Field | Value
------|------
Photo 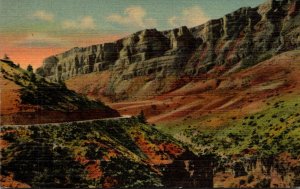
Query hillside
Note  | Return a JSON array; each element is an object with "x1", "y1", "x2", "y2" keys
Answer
[
  {"x1": 105, "y1": 50, "x2": 300, "y2": 125},
  {"x1": 0, "y1": 59, "x2": 119, "y2": 125},
  {"x1": 0, "y1": 118, "x2": 213, "y2": 188},
  {"x1": 181, "y1": 93, "x2": 300, "y2": 187}
]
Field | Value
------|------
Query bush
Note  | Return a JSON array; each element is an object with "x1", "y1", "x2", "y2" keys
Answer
[
  {"x1": 247, "y1": 174, "x2": 254, "y2": 183},
  {"x1": 2, "y1": 132, "x2": 17, "y2": 142},
  {"x1": 239, "y1": 179, "x2": 246, "y2": 185},
  {"x1": 255, "y1": 178, "x2": 270, "y2": 188},
  {"x1": 3, "y1": 142, "x2": 87, "y2": 188}
]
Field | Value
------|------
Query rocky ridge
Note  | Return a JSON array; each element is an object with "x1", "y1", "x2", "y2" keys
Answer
[{"x1": 37, "y1": 0, "x2": 300, "y2": 101}]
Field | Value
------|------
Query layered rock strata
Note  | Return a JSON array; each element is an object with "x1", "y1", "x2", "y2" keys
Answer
[{"x1": 37, "y1": 0, "x2": 300, "y2": 100}]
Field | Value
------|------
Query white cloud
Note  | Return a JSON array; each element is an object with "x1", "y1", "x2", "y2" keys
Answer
[
  {"x1": 168, "y1": 6, "x2": 210, "y2": 28},
  {"x1": 107, "y1": 6, "x2": 157, "y2": 29},
  {"x1": 62, "y1": 16, "x2": 96, "y2": 30},
  {"x1": 15, "y1": 33, "x2": 68, "y2": 48},
  {"x1": 32, "y1": 10, "x2": 54, "y2": 22}
]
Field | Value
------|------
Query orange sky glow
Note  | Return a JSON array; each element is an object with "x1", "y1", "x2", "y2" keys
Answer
[{"x1": 1, "y1": 34, "x2": 123, "y2": 69}]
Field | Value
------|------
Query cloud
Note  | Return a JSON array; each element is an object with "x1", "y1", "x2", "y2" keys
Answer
[
  {"x1": 32, "y1": 10, "x2": 54, "y2": 22},
  {"x1": 168, "y1": 6, "x2": 210, "y2": 28},
  {"x1": 107, "y1": 6, "x2": 157, "y2": 29},
  {"x1": 15, "y1": 33, "x2": 68, "y2": 48},
  {"x1": 62, "y1": 16, "x2": 96, "y2": 30}
]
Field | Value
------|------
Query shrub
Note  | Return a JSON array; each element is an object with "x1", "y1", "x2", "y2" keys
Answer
[
  {"x1": 239, "y1": 179, "x2": 246, "y2": 185},
  {"x1": 255, "y1": 178, "x2": 270, "y2": 188},
  {"x1": 247, "y1": 174, "x2": 254, "y2": 183},
  {"x1": 2, "y1": 132, "x2": 17, "y2": 142}
]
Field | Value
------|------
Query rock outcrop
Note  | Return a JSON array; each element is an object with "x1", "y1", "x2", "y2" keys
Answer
[
  {"x1": 37, "y1": 0, "x2": 300, "y2": 101},
  {"x1": 215, "y1": 153, "x2": 300, "y2": 188}
]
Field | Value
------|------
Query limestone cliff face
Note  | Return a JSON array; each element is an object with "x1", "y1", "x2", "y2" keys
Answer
[
  {"x1": 37, "y1": 26, "x2": 197, "y2": 81},
  {"x1": 37, "y1": 0, "x2": 300, "y2": 101}
]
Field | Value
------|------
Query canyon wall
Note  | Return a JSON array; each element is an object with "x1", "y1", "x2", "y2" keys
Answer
[{"x1": 37, "y1": 0, "x2": 300, "y2": 101}]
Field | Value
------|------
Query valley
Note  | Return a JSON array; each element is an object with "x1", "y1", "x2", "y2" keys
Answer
[{"x1": 1, "y1": 0, "x2": 300, "y2": 188}]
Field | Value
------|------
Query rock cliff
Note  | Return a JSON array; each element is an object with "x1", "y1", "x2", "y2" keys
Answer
[{"x1": 37, "y1": 0, "x2": 300, "y2": 101}]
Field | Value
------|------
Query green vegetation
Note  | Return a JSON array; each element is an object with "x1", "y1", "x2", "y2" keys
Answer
[
  {"x1": 5, "y1": 142, "x2": 86, "y2": 188},
  {"x1": 170, "y1": 95, "x2": 300, "y2": 187},
  {"x1": 0, "y1": 60, "x2": 112, "y2": 111},
  {"x1": 19, "y1": 80, "x2": 104, "y2": 111},
  {"x1": 183, "y1": 96, "x2": 300, "y2": 157},
  {"x1": 0, "y1": 118, "x2": 186, "y2": 188},
  {"x1": 240, "y1": 53, "x2": 273, "y2": 70}
]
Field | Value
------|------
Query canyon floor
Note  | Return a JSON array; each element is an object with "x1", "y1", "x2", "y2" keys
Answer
[{"x1": 67, "y1": 50, "x2": 300, "y2": 132}]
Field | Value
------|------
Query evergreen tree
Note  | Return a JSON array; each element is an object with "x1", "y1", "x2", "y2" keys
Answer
[
  {"x1": 137, "y1": 110, "x2": 147, "y2": 124},
  {"x1": 27, "y1": 64, "x2": 33, "y2": 72}
]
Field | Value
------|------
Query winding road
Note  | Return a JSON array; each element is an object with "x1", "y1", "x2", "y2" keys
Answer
[{"x1": 1, "y1": 115, "x2": 133, "y2": 128}]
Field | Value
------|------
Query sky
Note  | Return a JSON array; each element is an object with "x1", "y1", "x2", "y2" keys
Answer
[{"x1": 0, "y1": 0, "x2": 265, "y2": 69}]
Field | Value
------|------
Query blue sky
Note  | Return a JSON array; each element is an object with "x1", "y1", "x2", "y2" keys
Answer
[
  {"x1": 1, "y1": 0, "x2": 265, "y2": 32},
  {"x1": 0, "y1": 0, "x2": 265, "y2": 67}
]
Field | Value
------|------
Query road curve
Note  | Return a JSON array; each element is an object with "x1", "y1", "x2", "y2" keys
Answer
[{"x1": 1, "y1": 115, "x2": 133, "y2": 128}]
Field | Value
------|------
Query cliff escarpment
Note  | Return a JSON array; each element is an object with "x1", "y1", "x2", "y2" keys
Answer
[{"x1": 37, "y1": 0, "x2": 300, "y2": 101}]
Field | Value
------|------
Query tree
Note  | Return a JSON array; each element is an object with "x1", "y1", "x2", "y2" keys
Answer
[
  {"x1": 3, "y1": 54, "x2": 10, "y2": 60},
  {"x1": 137, "y1": 110, "x2": 147, "y2": 124},
  {"x1": 27, "y1": 64, "x2": 33, "y2": 72}
]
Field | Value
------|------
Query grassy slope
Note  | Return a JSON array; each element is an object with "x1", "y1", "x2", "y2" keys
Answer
[
  {"x1": 151, "y1": 51, "x2": 300, "y2": 187},
  {"x1": 1, "y1": 60, "x2": 120, "y2": 125},
  {"x1": 0, "y1": 60, "x2": 112, "y2": 112},
  {"x1": 147, "y1": 50, "x2": 300, "y2": 159},
  {"x1": 182, "y1": 94, "x2": 300, "y2": 157},
  {"x1": 0, "y1": 118, "x2": 187, "y2": 188}
]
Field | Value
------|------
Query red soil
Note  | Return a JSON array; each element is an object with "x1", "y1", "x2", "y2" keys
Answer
[
  {"x1": 131, "y1": 131, "x2": 184, "y2": 165},
  {"x1": 0, "y1": 139, "x2": 9, "y2": 149},
  {"x1": 0, "y1": 76, "x2": 39, "y2": 117},
  {"x1": 105, "y1": 50, "x2": 300, "y2": 127},
  {"x1": 103, "y1": 177, "x2": 118, "y2": 188},
  {"x1": 102, "y1": 149, "x2": 118, "y2": 161},
  {"x1": 158, "y1": 142, "x2": 183, "y2": 156},
  {"x1": 0, "y1": 174, "x2": 31, "y2": 188},
  {"x1": 76, "y1": 156, "x2": 103, "y2": 180},
  {"x1": 66, "y1": 71, "x2": 112, "y2": 102},
  {"x1": 86, "y1": 160, "x2": 103, "y2": 180}
]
